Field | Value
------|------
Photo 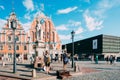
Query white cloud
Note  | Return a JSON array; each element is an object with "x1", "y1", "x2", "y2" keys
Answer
[
  {"x1": 56, "y1": 20, "x2": 84, "y2": 35},
  {"x1": 22, "y1": 22, "x2": 31, "y2": 31},
  {"x1": 23, "y1": 7, "x2": 45, "y2": 21},
  {"x1": 75, "y1": 27, "x2": 84, "y2": 34},
  {"x1": 59, "y1": 34, "x2": 71, "y2": 40},
  {"x1": 99, "y1": 0, "x2": 120, "y2": 8},
  {"x1": 23, "y1": 0, "x2": 34, "y2": 11},
  {"x1": 0, "y1": 19, "x2": 6, "y2": 30},
  {"x1": 0, "y1": 5, "x2": 4, "y2": 10},
  {"x1": 24, "y1": 12, "x2": 31, "y2": 20},
  {"x1": 33, "y1": 11, "x2": 45, "y2": 18},
  {"x1": 83, "y1": 0, "x2": 120, "y2": 31},
  {"x1": 68, "y1": 20, "x2": 84, "y2": 34},
  {"x1": 94, "y1": 0, "x2": 120, "y2": 17},
  {"x1": 78, "y1": 9, "x2": 83, "y2": 13},
  {"x1": 57, "y1": 6, "x2": 78, "y2": 14},
  {"x1": 56, "y1": 24, "x2": 68, "y2": 31},
  {"x1": 68, "y1": 20, "x2": 81, "y2": 27},
  {"x1": 83, "y1": 10, "x2": 103, "y2": 31}
]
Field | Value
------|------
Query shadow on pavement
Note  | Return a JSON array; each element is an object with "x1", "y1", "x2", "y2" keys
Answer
[
  {"x1": 19, "y1": 74, "x2": 32, "y2": 77},
  {"x1": 0, "y1": 70, "x2": 13, "y2": 74},
  {"x1": 17, "y1": 63, "x2": 34, "y2": 69},
  {"x1": 17, "y1": 69, "x2": 32, "y2": 72},
  {"x1": 93, "y1": 67, "x2": 120, "y2": 70}
]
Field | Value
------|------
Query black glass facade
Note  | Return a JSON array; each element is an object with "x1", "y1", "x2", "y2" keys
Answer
[{"x1": 62, "y1": 34, "x2": 120, "y2": 59}]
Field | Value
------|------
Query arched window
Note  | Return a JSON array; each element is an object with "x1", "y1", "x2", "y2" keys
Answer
[
  {"x1": 8, "y1": 36, "x2": 11, "y2": 41},
  {"x1": 47, "y1": 32, "x2": 49, "y2": 38},
  {"x1": 48, "y1": 21, "x2": 51, "y2": 41},
  {"x1": 0, "y1": 45, "x2": 3, "y2": 50},
  {"x1": 16, "y1": 45, "x2": 19, "y2": 50},
  {"x1": 8, "y1": 45, "x2": 12, "y2": 50},
  {"x1": 32, "y1": 31, "x2": 34, "y2": 41},
  {"x1": 16, "y1": 36, "x2": 19, "y2": 41},
  {"x1": 43, "y1": 32, "x2": 45, "y2": 39},
  {"x1": 39, "y1": 30, "x2": 41, "y2": 40},
  {"x1": 45, "y1": 21, "x2": 47, "y2": 40},
  {"x1": 48, "y1": 21, "x2": 51, "y2": 30},
  {"x1": 52, "y1": 32, "x2": 55, "y2": 42},
  {"x1": 24, "y1": 45, "x2": 27, "y2": 50}
]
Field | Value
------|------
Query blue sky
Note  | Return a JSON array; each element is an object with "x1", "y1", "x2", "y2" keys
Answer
[{"x1": 0, "y1": 0, "x2": 120, "y2": 44}]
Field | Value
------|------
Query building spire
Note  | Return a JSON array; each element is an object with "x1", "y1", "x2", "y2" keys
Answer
[{"x1": 12, "y1": 0, "x2": 15, "y2": 12}]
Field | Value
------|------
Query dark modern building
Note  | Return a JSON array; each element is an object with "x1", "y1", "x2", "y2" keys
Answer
[{"x1": 62, "y1": 34, "x2": 120, "y2": 60}]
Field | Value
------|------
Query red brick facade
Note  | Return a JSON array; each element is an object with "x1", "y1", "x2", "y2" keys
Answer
[{"x1": 0, "y1": 12, "x2": 61, "y2": 60}]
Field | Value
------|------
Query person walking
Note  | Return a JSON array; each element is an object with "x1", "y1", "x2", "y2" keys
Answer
[
  {"x1": 105, "y1": 56, "x2": 109, "y2": 64},
  {"x1": 95, "y1": 55, "x2": 98, "y2": 64},
  {"x1": 44, "y1": 51, "x2": 51, "y2": 74},
  {"x1": 109, "y1": 55, "x2": 113, "y2": 64},
  {"x1": 63, "y1": 51, "x2": 68, "y2": 70}
]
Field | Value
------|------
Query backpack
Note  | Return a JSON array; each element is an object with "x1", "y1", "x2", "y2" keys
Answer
[
  {"x1": 63, "y1": 53, "x2": 68, "y2": 63},
  {"x1": 64, "y1": 57, "x2": 68, "y2": 63},
  {"x1": 45, "y1": 56, "x2": 51, "y2": 63}
]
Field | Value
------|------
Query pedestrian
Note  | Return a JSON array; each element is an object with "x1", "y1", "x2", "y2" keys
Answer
[
  {"x1": 30, "y1": 56, "x2": 34, "y2": 64},
  {"x1": 58, "y1": 54, "x2": 61, "y2": 63},
  {"x1": 105, "y1": 56, "x2": 109, "y2": 64},
  {"x1": 95, "y1": 55, "x2": 98, "y2": 64},
  {"x1": 63, "y1": 50, "x2": 68, "y2": 70},
  {"x1": 44, "y1": 51, "x2": 51, "y2": 74},
  {"x1": 113, "y1": 55, "x2": 116, "y2": 64},
  {"x1": 109, "y1": 55, "x2": 113, "y2": 64}
]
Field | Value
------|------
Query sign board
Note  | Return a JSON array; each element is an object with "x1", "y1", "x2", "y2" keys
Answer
[{"x1": 93, "y1": 39, "x2": 97, "y2": 49}]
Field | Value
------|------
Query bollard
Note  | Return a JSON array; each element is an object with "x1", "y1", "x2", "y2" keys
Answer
[
  {"x1": 2, "y1": 62, "x2": 5, "y2": 67},
  {"x1": 74, "y1": 62, "x2": 81, "y2": 72},
  {"x1": 32, "y1": 69, "x2": 36, "y2": 78},
  {"x1": 74, "y1": 62, "x2": 78, "y2": 72}
]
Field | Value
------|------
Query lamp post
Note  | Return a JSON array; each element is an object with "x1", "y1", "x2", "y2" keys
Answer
[
  {"x1": 71, "y1": 30, "x2": 75, "y2": 68},
  {"x1": 11, "y1": 19, "x2": 17, "y2": 73}
]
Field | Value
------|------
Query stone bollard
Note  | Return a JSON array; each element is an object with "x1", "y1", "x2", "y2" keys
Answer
[
  {"x1": 32, "y1": 69, "x2": 36, "y2": 78},
  {"x1": 2, "y1": 62, "x2": 5, "y2": 67},
  {"x1": 74, "y1": 62, "x2": 78, "y2": 72}
]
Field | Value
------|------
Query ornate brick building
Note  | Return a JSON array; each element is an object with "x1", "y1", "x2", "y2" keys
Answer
[
  {"x1": 0, "y1": 12, "x2": 61, "y2": 60},
  {"x1": 28, "y1": 12, "x2": 61, "y2": 58}
]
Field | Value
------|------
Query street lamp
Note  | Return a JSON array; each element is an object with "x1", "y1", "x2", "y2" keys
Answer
[
  {"x1": 71, "y1": 30, "x2": 75, "y2": 68},
  {"x1": 11, "y1": 19, "x2": 17, "y2": 73}
]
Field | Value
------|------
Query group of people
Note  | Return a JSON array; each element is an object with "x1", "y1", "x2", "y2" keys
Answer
[
  {"x1": 33, "y1": 50, "x2": 71, "y2": 74},
  {"x1": 105, "y1": 55, "x2": 116, "y2": 64},
  {"x1": 34, "y1": 51, "x2": 51, "y2": 74},
  {"x1": 33, "y1": 50, "x2": 70, "y2": 74}
]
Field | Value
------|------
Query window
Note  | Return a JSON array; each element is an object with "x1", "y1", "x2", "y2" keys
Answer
[
  {"x1": 24, "y1": 46, "x2": 27, "y2": 50},
  {"x1": 8, "y1": 36, "x2": 11, "y2": 41},
  {"x1": 43, "y1": 32, "x2": 45, "y2": 39},
  {"x1": 16, "y1": 36, "x2": 19, "y2": 41},
  {"x1": 0, "y1": 45, "x2": 3, "y2": 50},
  {"x1": 47, "y1": 32, "x2": 49, "y2": 38},
  {"x1": 8, "y1": 45, "x2": 12, "y2": 50},
  {"x1": 8, "y1": 53, "x2": 12, "y2": 58},
  {"x1": 52, "y1": 32, "x2": 55, "y2": 42},
  {"x1": 16, "y1": 45, "x2": 19, "y2": 50},
  {"x1": 39, "y1": 30, "x2": 41, "y2": 40},
  {"x1": 32, "y1": 31, "x2": 34, "y2": 41}
]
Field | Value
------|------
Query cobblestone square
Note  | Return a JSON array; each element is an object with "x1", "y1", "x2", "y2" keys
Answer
[{"x1": 0, "y1": 61, "x2": 120, "y2": 80}]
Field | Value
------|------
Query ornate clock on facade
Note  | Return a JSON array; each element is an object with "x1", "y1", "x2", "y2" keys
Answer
[{"x1": 40, "y1": 18, "x2": 45, "y2": 24}]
